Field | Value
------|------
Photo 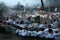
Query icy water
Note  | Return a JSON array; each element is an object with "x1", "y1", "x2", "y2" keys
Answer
[
  {"x1": 0, "y1": 33, "x2": 21, "y2": 40},
  {"x1": 0, "y1": 32, "x2": 40, "y2": 40},
  {"x1": 1, "y1": 31, "x2": 60, "y2": 40},
  {"x1": 0, "y1": 32, "x2": 49, "y2": 40}
]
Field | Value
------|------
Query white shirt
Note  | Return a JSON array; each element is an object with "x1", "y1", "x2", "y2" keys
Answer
[
  {"x1": 54, "y1": 32, "x2": 60, "y2": 36},
  {"x1": 15, "y1": 24, "x2": 20, "y2": 26},
  {"x1": 37, "y1": 31, "x2": 45, "y2": 37},
  {"x1": 45, "y1": 33, "x2": 54, "y2": 38},
  {"x1": 34, "y1": 23, "x2": 38, "y2": 28},
  {"x1": 53, "y1": 28, "x2": 59, "y2": 32},
  {"x1": 19, "y1": 30, "x2": 31, "y2": 36},
  {"x1": 31, "y1": 31, "x2": 37, "y2": 36},
  {"x1": 53, "y1": 32, "x2": 60, "y2": 40},
  {"x1": 6, "y1": 19, "x2": 13, "y2": 24},
  {"x1": 28, "y1": 24, "x2": 32, "y2": 28},
  {"x1": 50, "y1": 23, "x2": 54, "y2": 27},
  {"x1": 20, "y1": 24, "x2": 26, "y2": 28},
  {"x1": 44, "y1": 28, "x2": 54, "y2": 34},
  {"x1": 12, "y1": 21, "x2": 16, "y2": 25},
  {"x1": 37, "y1": 31, "x2": 43, "y2": 35},
  {"x1": 19, "y1": 30, "x2": 26, "y2": 36},
  {"x1": 53, "y1": 21, "x2": 58, "y2": 28},
  {"x1": 25, "y1": 31, "x2": 32, "y2": 36},
  {"x1": 53, "y1": 29, "x2": 60, "y2": 36},
  {"x1": 16, "y1": 29, "x2": 19, "y2": 33},
  {"x1": 37, "y1": 24, "x2": 44, "y2": 28}
]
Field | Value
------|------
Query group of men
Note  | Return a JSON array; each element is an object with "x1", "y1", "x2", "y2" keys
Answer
[{"x1": 0, "y1": 12, "x2": 60, "y2": 40}]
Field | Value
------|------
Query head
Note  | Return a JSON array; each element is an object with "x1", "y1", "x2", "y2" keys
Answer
[
  {"x1": 48, "y1": 24, "x2": 52, "y2": 28},
  {"x1": 37, "y1": 22, "x2": 40, "y2": 25},
  {"x1": 48, "y1": 28, "x2": 53, "y2": 34},
  {"x1": 55, "y1": 31, "x2": 59, "y2": 33},
  {"x1": 50, "y1": 21, "x2": 53, "y2": 24},
  {"x1": 16, "y1": 22, "x2": 19, "y2": 24},
  {"x1": 24, "y1": 27, "x2": 28, "y2": 31},
  {"x1": 31, "y1": 21, "x2": 34, "y2": 23},
  {"x1": 58, "y1": 24, "x2": 60, "y2": 29},
  {"x1": 53, "y1": 19, "x2": 56, "y2": 22},
  {"x1": 40, "y1": 28, "x2": 44, "y2": 31},
  {"x1": 9, "y1": 16, "x2": 12, "y2": 19},
  {"x1": 44, "y1": 22, "x2": 47, "y2": 24},
  {"x1": 13, "y1": 18, "x2": 15, "y2": 21},
  {"x1": 17, "y1": 27, "x2": 22, "y2": 30},
  {"x1": 6, "y1": 18, "x2": 9, "y2": 20}
]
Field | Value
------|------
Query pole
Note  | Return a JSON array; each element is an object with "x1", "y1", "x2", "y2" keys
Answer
[{"x1": 41, "y1": 0, "x2": 44, "y2": 10}]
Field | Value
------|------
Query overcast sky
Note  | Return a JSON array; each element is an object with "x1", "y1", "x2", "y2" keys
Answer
[
  {"x1": 0, "y1": 0, "x2": 59, "y2": 8},
  {"x1": 0, "y1": 0, "x2": 42, "y2": 8}
]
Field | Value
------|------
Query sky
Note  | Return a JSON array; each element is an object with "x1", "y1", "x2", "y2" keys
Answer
[
  {"x1": 0, "y1": 0, "x2": 41, "y2": 8},
  {"x1": 0, "y1": 0, "x2": 59, "y2": 8}
]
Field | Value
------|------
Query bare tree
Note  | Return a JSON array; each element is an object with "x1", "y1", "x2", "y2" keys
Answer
[
  {"x1": 0, "y1": 2, "x2": 8, "y2": 19},
  {"x1": 14, "y1": 2, "x2": 24, "y2": 11}
]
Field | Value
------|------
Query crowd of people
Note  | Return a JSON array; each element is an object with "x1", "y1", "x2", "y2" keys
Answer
[{"x1": 0, "y1": 12, "x2": 60, "y2": 40}]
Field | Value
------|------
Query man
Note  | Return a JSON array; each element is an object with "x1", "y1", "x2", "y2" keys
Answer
[
  {"x1": 37, "y1": 22, "x2": 44, "y2": 29},
  {"x1": 5, "y1": 17, "x2": 13, "y2": 24},
  {"x1": 37, "y1": 28, "x2": 45, "y2": 38},
  {"x1": 31, "y1": 31, "x2": 37, "y2": 37},
  {"x1": 16, "y1": 27, "x2": 22, "y2": 36},
  {"x1": 45, "y1": 28, "x2": 55, "y2": 40}
]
